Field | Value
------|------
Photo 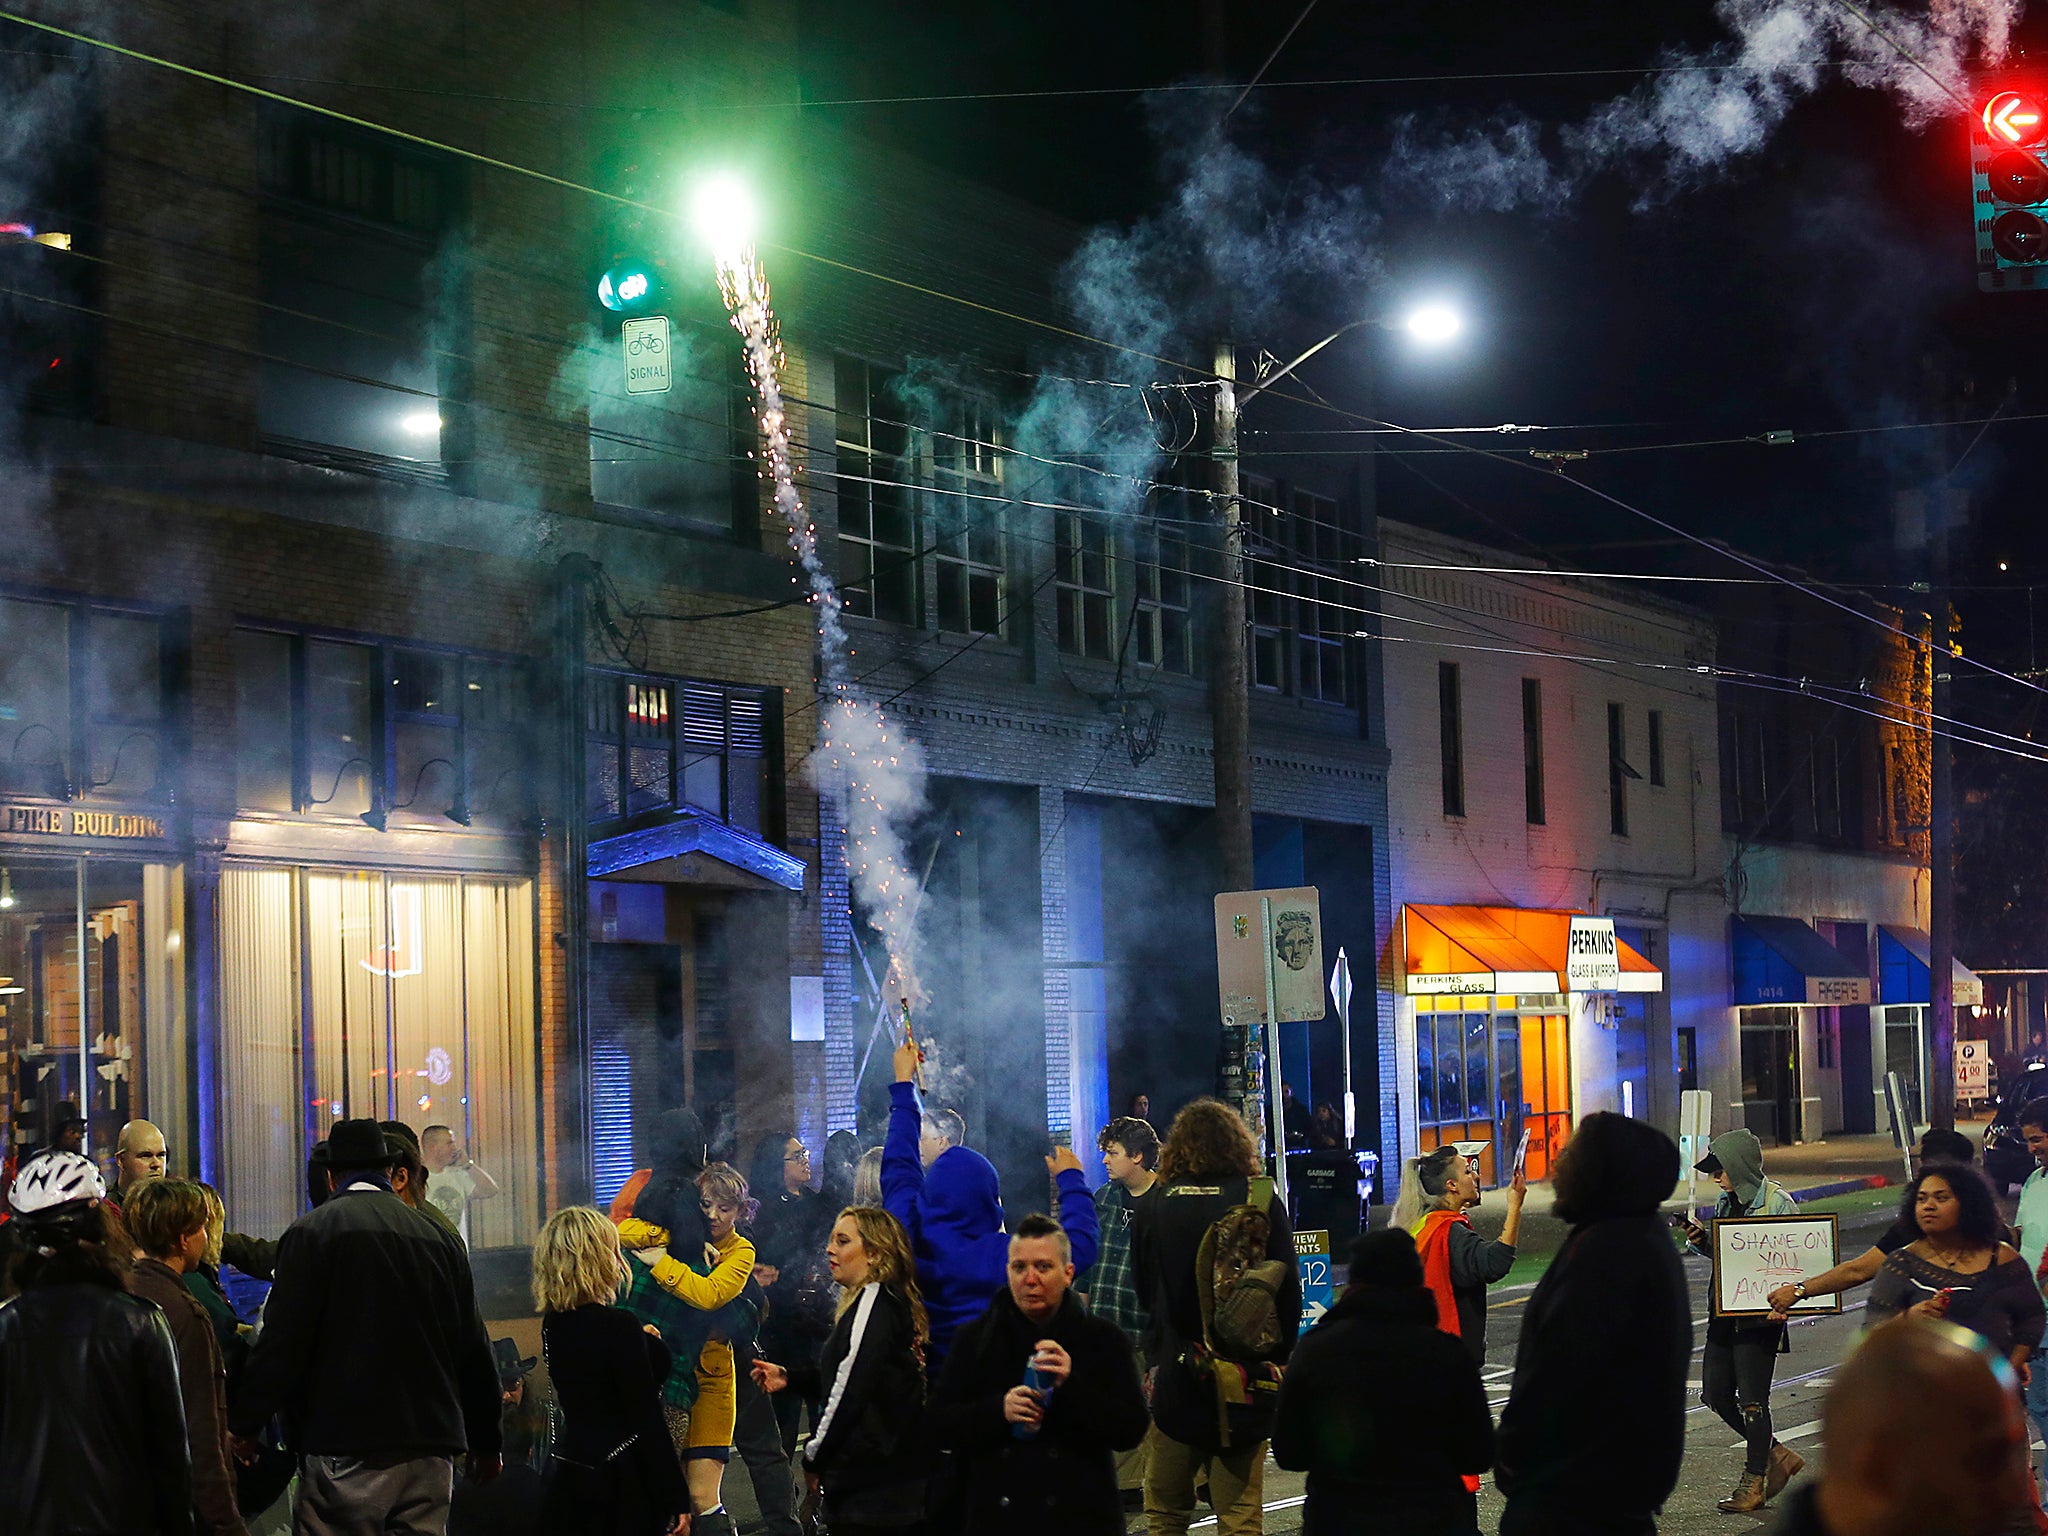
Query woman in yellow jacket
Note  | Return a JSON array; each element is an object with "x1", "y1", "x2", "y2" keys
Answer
[{"x1": 618, "y1": 1163, "x2": 759, "y2": 1536}]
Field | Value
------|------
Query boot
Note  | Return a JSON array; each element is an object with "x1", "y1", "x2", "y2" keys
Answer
[
  {"x1": 1718, "y1": 1474, "x2": 1769, "y2": 1513},
  {"x1": 1765, "y1": 1442, "x2": 1806, "y2": 1498}
]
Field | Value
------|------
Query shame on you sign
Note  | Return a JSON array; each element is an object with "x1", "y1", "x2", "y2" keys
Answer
[{"x1": 1710, "y1": 1213, "x2": 1842, "y2": 1317}]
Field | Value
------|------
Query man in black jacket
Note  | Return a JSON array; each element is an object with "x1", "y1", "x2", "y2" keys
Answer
[
  {"x1": 229, "y1": 1118, "x2": 501, "y2": 1536},
  {"x1": 1495, "y1": 1112, "x2": 1692, "y2": 1536},
  {"x1": 933, "y1": 1213, "x2": 1149, "y2": 1534}
]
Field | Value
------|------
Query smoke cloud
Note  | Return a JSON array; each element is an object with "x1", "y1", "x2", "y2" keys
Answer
[{"x1": 1387, "y1": 0, "x2": 2020, "y2": 212}]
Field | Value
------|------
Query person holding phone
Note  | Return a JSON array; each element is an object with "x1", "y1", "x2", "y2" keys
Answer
[
  {"x1": 1391, "y1": 1144, "x2": 1526, "y2": 1363},
  {"x1": 1678, "y1": 1130, "x2": 1799, "y2": 1514}
]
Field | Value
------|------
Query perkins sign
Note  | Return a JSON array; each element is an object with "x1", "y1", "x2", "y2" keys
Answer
[{"x1": 1566, "y1": 916, "x2": 1620, "y2": 992}]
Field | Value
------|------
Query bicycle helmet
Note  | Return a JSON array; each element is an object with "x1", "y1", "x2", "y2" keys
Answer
[{"x1": 8, "y1": 1148, "x2": 106, "y2": 1223}]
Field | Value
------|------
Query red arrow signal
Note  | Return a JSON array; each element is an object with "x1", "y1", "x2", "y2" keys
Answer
[{"x1": 1985, "y1": 91, "x2": 2048, "y2": 147}]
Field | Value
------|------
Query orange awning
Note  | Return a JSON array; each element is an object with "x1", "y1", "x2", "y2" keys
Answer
[{"x1": 1399, "y1": 904, "x2": 1663, "y2": 996}]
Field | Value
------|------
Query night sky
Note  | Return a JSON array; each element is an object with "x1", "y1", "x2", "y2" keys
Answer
[
  {"x1": 798, "y1": 1, "x2": 2048, "y2": 586},
  {"x1": 800, "y1": 0, "x2": 2048, "y2": 952}
]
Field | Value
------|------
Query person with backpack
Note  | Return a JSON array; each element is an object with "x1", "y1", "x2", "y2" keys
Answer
[
  {"x1": 1392, "y1": 1144, "x2": 1525, "y2": 1363},
  {"x1": 1131, "y1": 1098, "x2": 1300, "y2": 1536}
]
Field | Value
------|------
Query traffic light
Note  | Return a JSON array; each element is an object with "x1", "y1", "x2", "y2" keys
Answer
[
  {"x1": 596, "y1": 260, "x2": 661, "y2": 315},
  {"x1": 1973, "y1": 85, "x2": 2048, "y2": 291}
]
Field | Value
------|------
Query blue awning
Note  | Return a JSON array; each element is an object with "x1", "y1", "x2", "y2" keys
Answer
[
  {"x1": 1876, "y1": 925, "x2": 1985, "y2": 1008},
  {"x1": 1731, "y1": 916, "x2": 1871, "y2": 1007},
  {"x1": 588, "y1": 812, "x2": 806, "y2": 892}
]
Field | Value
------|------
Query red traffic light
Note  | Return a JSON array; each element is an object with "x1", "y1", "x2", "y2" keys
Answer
[{"x1": 1984, "y1": 91, "x2": 2048, "y2": 147}]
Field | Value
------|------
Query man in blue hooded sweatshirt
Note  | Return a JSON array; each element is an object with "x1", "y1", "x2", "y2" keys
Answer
[{"x1": 881, "y1": 1039, "x2": 1100, "y2": 1372}]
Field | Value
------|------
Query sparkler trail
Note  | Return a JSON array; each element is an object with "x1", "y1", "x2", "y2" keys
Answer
[{"x1": 717, "y1": 248, "x2": 928, "y2": 1008}]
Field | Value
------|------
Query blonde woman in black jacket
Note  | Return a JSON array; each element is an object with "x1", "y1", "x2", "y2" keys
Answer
[{"x1": 752, "y1": 1206, "x2": 928, "y2": 1536}]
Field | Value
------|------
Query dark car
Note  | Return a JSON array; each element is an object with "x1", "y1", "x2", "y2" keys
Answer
[{"x1": 1980, "y1": 1061, "x2": 2048, "y2": 1195}]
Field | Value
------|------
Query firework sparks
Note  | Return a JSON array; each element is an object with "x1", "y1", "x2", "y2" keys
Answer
[{"x1": 716, "y1": 248, "x2": 927, "y2": 1010}]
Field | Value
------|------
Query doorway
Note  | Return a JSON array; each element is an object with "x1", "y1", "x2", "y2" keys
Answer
[
  {"x1": 1512, "y1": 1012, "x2": 1572, "y2": 1181},
  {"x1": 1740, "y1": 1009, "x2": 1800, "y2": 1145}
]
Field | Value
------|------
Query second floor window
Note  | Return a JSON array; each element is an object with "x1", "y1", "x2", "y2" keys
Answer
[
  {"x1": 233, "y1": 628, "x2": 529, "y2": 825},
  {"x1": 586, "y1": 673, "x2": 776, "y2": 837},
  {"x1": 1439, "y1": 661, "x2": 1464, "y2": 817},
  {"x1": 835, "y1": 357, "x2": 918, "y2": 625},
  {"x1": 1608, "y1": 703, "x2": 1630, "y2": 837},
  {"x1": 0, "y1": 594, "x2": 168, "y2": 804},
  {"x1": 1522, "y1": 678, "x2": 1545, "y2": 825},
  {"x1": 258, "y1": 112, "x2": 458, "y2": 477},
  {"x1": 1055, "y1": 513, "x2": 1115, "y2": 659}
]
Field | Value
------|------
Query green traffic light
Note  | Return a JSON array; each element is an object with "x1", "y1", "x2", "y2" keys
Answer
[{"x1": 598, "y1": 264, "x2": 655, "y2": 313}]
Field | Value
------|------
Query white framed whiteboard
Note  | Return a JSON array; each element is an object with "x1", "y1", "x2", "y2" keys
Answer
[{"x1": 1711, "y1": 1213, "x2": 1843, "y2": 1317}]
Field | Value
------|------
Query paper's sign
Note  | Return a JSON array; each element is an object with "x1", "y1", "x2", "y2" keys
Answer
[
  {"x1": 1214, "y1": 888, "x2": 1326, "y2": 1025},
  {"x1": 1566, "y1": 916, "x2": 1620, "y2": 992},
  {"x1": 1710, "y1": 1214, "x2": 1843, "y2": 1317}
]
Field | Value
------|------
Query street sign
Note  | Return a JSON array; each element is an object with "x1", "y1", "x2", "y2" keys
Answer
[
  {"x1": 1956, "y1": 1038, "x2": 1992, "y2": 1101},
  {"x1": 622, "y1": 315, "x2": 673, "y2": 394},
  {"x1": 1295, "y1": 1229, "x2": 1333, "y2": 1334},
  {"x1": 1679, "y1": 1089, "x2": 1713, "y2": 1212},
  {"x1": 1215, "y1": 887, "x2": 1326, "y2": 1026}
]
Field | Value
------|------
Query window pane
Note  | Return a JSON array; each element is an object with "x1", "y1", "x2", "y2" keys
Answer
[
  {"x1": 219, "y1": 864, "x2": 301, "y2": 1237},
  {"x1": 1436, "y1": 1016, "x2": 1464, "y2": 1120},
  {"x1": 392, "y1": 649, "x2": 458, "y2": 717},
  {"x1": 1416, "y1": 1018, "x2": 1437, "y2": 1123},
  {"x1": 394, "y1": 720, "x2": 461, "y2": 823},
  {"x1": 461, "y1": 879, "x2": 538, "y2": 1249},
  {"x1": 0, "y1": 598, "x2": 69, "y2": 797},
  {"x1": 307, "y1": 641, "x2": 374, "y2": 816},
  {"x1": 236, "y1": 630, "x2": 295, "y2": 812}
]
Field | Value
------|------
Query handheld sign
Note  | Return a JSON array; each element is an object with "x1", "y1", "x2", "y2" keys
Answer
[{"x1": 1710, "y1": 1213, "x2": 1842, "y2": 1317}]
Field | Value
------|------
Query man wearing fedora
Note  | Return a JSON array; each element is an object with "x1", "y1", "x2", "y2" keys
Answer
[{"x1": 230, "y1": 1117, "x2": 502, "y2": 1535}]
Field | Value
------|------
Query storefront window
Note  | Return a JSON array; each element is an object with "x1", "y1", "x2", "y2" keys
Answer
[
  {"x1": 1415, "y1": 997, "x2": 1572, "y2": 1186},
  {"x1": 218, "y1": 865, "x2": 538, "y2": 1246},
  {"x1": 0, "y1": 856, "x2": 185, "y2": 1180}
]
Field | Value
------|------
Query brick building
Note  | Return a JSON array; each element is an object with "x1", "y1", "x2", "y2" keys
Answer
[{"x1": 0, "y1": 0, "x2": 1402, "y2": 1270}]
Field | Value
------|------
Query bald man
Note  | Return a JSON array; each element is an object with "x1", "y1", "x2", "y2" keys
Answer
[
  {"x1": 1771, "y1": 1319, "x2": 2035, "y2": 1536},
  {"x1": 112, "y1": 1119, "x2": 168, "y2": 1206}
]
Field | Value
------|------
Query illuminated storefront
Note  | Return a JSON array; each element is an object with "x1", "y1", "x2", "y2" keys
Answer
[{"x1": 1391, "y1": 903, "x2": 1663, "y2": 1184}]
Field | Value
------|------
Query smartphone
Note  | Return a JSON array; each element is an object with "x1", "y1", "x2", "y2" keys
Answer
[{"x1": 1511, "y1": 1128, "x2": 1532, "y2": 1179}]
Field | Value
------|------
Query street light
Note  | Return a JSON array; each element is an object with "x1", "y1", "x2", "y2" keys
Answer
[{"x1": 1240, "y1": 305, "x2": 1466, "y2": 406}]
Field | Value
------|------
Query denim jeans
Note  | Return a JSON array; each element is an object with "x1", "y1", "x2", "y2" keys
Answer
[{"x1": 1701, "y1": 1330, "x2": 1779, "y2": 1478}]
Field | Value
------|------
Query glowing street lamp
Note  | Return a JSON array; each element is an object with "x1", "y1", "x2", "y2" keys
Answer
[{"x1": 1404, "y1": 303, "x2": 1463, "y2": 345}]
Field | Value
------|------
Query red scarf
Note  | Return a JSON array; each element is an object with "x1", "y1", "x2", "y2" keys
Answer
[
  {"x1": 1412, "y1": 1206, "x2": 1483, "y2": 1495},
  {"x1": 1411, "y1": 1207, "x2": 1471, "y2": 1339}
]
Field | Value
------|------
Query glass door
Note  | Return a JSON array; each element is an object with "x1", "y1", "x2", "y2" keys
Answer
[{"x1": 1520, "y1": 1012, "x2": 1572, "y2": 1180}]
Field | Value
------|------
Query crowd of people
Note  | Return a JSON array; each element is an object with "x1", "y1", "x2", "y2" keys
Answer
[{"x1": 6, "y1": 1062, "x2": 2048, "y2": 1536}]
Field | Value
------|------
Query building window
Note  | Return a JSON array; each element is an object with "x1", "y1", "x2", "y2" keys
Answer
[
  {"x1": 1134, "y1": 516, "x2": 1196, "y2": 674},
  {"x1": 1888, "y1": 742, "x2": 1913, "y2": 845},
  {"x1": 0, "y1": 594, "x2": 169, "y2": 804},
  {"x1": 1522, "y1": 678, "x2": 1545, "y2": 826},
  {"x1": 1439, "y1": 661, "x2": 1465, "y2": 818},
  {"x1": 1647, "y1": 709, "x2": 1665, "y2": 787},
  {"x1": 1055, "y1": 513, "x2": 1115, "y2": 660},
  {"x1": 834, "y1": 356, "x2": 918, "y2": 624},
  {"x1": 1244, "y1": 475, "x2": 1288, "y2": 691},
  {"x1": 235, "y1": 628, "x2": 531, "y2": 825},
  {"x1": 1727, "y1": 711, "x2": 1770, "y2": 830},
  {"x1": 1291, "y1": 490, "x2": 1351, "y2": 704},
  {"x1": 931, "y1": 501, "x2": 1004, "y2": 636},
  {"x1": 586, "y1": 672, "x2": 775, "y2": 836},
  {"x1": 258, "y1": 112, "x2": 458, "y2": 477},
  {"x1": 1608, "y1": 703, "x2": 1629, "y2": 837},
  {"x1": 1811, "y1": 731, "x2": 1844, "y2": 840}
]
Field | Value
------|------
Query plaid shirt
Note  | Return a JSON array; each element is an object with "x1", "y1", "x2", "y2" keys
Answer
[
  {"x1": 1083, "y1": 1180, "x2": 1148, "y2": 1345},
  {"x1": 621, "y1": 1256, "x2": 716, "y2": 1410}
]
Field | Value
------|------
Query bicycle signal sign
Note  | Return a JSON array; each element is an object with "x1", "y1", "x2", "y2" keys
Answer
[{"x1": 622, "y1": 315, "x2": 672, "y2": 395}]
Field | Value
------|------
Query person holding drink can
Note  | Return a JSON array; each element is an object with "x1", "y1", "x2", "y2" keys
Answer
[
  {"x1": 930, "y1": 1213, "x2": 1149, "y2": 1534},
  {"x1": 1864, "y1": 1164, "x2": 2043, "y2": 1374}
]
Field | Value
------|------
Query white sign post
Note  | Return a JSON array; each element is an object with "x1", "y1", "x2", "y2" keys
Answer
[
  {"x1": 622, "y1": 315, "x2": 673, "y2": 395},
  {"x1": 1678, "y1": 1089, "x2": 1714, "y2": 1214},
  {"x1": 1329, "y1": 948, "x2": 1354, "y2": 1145},
  {"x1": 1884, "y1": 1070, "x2": 1917, "y2": 1184}
]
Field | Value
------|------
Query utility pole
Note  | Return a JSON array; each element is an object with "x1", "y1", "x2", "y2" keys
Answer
[
  {"x1": 1929, "y1": 504, "x2": 1957, "y2": 1131},
  {"x1": 1211, "y1": 340, "x2": 1255, "y2": 891}
]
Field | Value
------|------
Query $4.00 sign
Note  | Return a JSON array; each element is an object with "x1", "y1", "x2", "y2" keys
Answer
[{"x1": 1710, "y1": 1213, "x2": 1842, "y2": 1317}]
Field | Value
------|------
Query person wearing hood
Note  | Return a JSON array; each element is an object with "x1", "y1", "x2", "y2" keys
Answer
[
  {"x1": 1678, "y1": 1127, "x2": 1801, "y2": 1515},
  {"x1": 1495, "y1": 1112, "x2": 1692, "y2": 1536},
  {"x1": 1272, "y1": 1228, "x2": 1494, "y2": 1535},
  {"x1": 1391, "y1": 1143, "x2": 1525, "y2": 1363},
  {"x1": 880, "y1": 1039, "x2": 1098, "y2": 1371}
]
